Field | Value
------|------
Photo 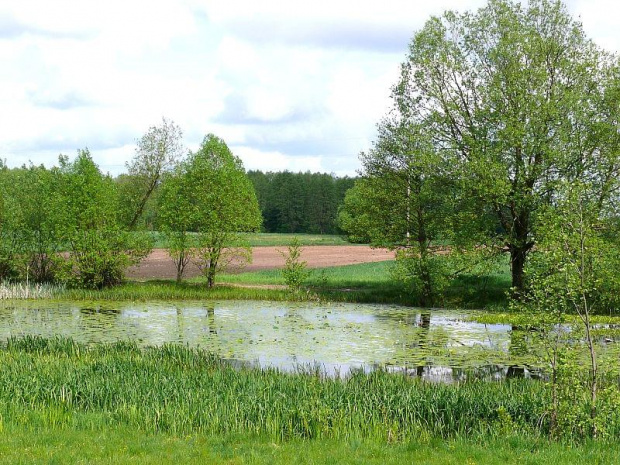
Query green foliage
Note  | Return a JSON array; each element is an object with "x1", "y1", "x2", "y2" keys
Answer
[
  {"x1": 280, "y1": 237, "x2": 311, "y2": 292},
  {"x1": 379, "y1": 0, "x2": 620, "y2": 291},
  {"x1": 55, "y1": 281, "x2": 292, "y2": 302},
  {"x1": 158, "y1": 134, "x2": 261, "y2": 286},
  {"x1": 390, "y1": 249, "x2": 450, "y2": 307},
  {"x1": 339, "y1": 120, "x2": 459, "y2": 306},
  {"x1": 0, "y1": 336, "x2": 553, "y2": 441},
  {"x1": 158, "y1": 170, "x2": 197, "y2": 283},
  {"x1": 248, "y1": 170, "x2": 356, "y2": 234},
  {"x1": 55, "y1": 150, "x2": 151, "y2": 289},
  {"x1": 0, "y1": 165, "x2": 62, "y2": 282},
  {"x1": 514, "y1": 182, "x2": 620, "y2": 440},
  {"x1": 118, "y1": 117, "x2": 184, "y2": 230}
]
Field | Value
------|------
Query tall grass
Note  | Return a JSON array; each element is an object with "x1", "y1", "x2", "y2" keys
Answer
[
  {"x1": 0, "y1": 281, "x2": 64, "y2": 299},
  {"x1": 0, "y1": 336, "x2": 564, "y2": 441},
  {"x1": 55, "y1": 281, "x2": 294, "y2": 302}
]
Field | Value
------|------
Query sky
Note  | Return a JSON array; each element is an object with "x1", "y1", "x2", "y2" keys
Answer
[{"x1": 1, "y1": 0, "x2": 618, "y2": 177}]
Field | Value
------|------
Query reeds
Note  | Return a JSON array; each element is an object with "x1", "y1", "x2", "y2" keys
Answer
[
  {"x1": 0, "y1": 336, "x2": 569, "y2": 441},
  {"x1": 0, "y1": 281, "x2": 64, "y2": 299}
]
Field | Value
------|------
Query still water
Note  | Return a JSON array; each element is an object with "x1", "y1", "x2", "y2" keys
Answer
[{"x1": 0, "y1": 300, "x2": 596, "y2": 381}]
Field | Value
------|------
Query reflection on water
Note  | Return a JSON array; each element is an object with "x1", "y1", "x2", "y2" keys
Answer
[{"x1": 1, "y1": 300, "x2": 615, "y2": 382}]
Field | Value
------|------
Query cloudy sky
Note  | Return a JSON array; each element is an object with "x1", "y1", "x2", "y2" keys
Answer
[{"x1": 0, "y1": 0, "x2": 618, "y2": 176}]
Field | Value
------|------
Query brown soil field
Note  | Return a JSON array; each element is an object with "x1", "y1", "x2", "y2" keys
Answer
[{"x1": 127, "y1": 246, "x2": 395, "y2": 280}]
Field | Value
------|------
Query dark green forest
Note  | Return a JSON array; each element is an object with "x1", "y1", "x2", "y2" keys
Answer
[{"x1": 247, "y1": 171, "x2": 355, "y2": 234}]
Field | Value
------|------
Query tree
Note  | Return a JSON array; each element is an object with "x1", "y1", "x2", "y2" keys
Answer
[
  {"x1": 0, "y1": 164, "x2": 63, "y2": 282},
  {"x1": 339, "y1": 120, "x2": 457, "y2": 306},
  {"x1": 280, "y1": 237, "x2": 311, "y2": 293},
  {"x1": 395, "y1": 0, "x2": 620, "y2": 292},
  {"x1": 157, "y1": 170, "x2": 197, "y2": 283},
  {"x1": 0, "y1": 165, "x2": 21, "y2": 280},
  {"x1": 515, "y1": 182, "x2": 620, "y2": 439},
  {"x1": 120, "y1": 117, "x2": 184, "y2": 229},
  {"x1": 56, "y1": 150, "x2": 151, "y2": 288},
  {"x1": 158, "y1": 134, "x2": 261, "y2": 287}
]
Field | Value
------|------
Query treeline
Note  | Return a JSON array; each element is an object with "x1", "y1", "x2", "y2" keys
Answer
[
  {"x1": 0, "y1": 118, "x2": 358, "y2": 289},
  {"x1": 247, "y1": 170, "x2": 355, "y2": 235},
  {"x1": 0, "y1": 122, "x2": 261, "y2": 289}
]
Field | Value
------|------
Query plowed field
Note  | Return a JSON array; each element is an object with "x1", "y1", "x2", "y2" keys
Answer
[{"x1": 127, "y1": 246, "x2": 394, "y2": 280}]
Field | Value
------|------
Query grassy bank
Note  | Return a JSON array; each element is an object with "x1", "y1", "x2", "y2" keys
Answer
[
  {"x1": 218, "y1": 260, "x2": 512, "y2": 308},
  {"x1": 56, "y1": 281, "x2": 293, "y2": 302},
  {"x1": 1, "y1": 337, "x2": 619, "y2": 463},
  {"x1": 1, "y1": 428, "x2": 618, "y2": 464},
  {"x1": 7, "y1": 258, "x2": 512, "y2": 307}
]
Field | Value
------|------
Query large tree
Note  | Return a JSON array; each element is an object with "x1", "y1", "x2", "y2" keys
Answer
[
  {"x1": 394, "y1": 0, "x2": 620, "y2": 291},
  {"x1": 158, "y1": 134, "x2": 261, "y2": 287},
  {"x1": 339, "y1": 119, "x2": 458, "y2": 305}
]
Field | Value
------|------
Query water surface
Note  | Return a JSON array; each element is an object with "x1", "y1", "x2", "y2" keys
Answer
[{"x1": 1, "y1": 300, "x2": 614, "y2": 381}]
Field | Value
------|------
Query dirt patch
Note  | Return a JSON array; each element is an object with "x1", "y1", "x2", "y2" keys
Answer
[{"x1": 127, "y1": 246, "x2": 394, "y2": 280}]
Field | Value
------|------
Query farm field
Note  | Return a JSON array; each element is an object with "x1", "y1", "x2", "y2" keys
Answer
[
  {"x1": 3, "y1": 0, "x2": 620, "y2": 461},
  {"x1": 127, "y1": 244, "x2": 395, "y2": 280},
  {"x1": 143, "y1": 233, "x2": 353, "y2": 249}
]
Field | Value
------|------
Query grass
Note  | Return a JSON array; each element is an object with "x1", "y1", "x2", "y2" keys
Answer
[
  {"x1": 41, "y1": 258, "x2": 512, "y2": 307},
  {"x1": 143, "y1": 232, "x2": 350, "y2": 248},
  {"x1": 56, "y1": 280, "x2": 293, "y2": 302},
  {"x1": 0, "y1": 428, "x2": 619, "y2": 464},
  {"x1": 0, "y1": 281, "x2": 65, "y2": 299},
  {"x1": 468, "y1": 311, "x2": 620, "y2": 326},
  {"x1": 1, "y1": 336, "x2": 619, "y2": 463},
  {"x1": 244, "y1": 233, "x2": 351, "y2": 247},
  {"x1": 217, "y1": 259, "x2": 513, "y2": 308},
  {"x1": 0, "y1": 336, "x2": 553, "y2": 440}
]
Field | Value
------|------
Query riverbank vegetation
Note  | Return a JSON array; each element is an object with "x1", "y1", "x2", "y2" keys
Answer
[
  {"x1": 0, "y1": 336, "x2": 619, "y2": 463},
  {"x1": 1, "y1": 259, "x2": 509, "y2": 308}
]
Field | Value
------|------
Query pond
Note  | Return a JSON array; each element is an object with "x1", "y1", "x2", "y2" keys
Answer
[{"x1": 0, "y1": 300, "x2": 617, "y2": 382}]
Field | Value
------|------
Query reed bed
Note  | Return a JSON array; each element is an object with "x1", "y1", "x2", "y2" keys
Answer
[
  {"x1": 55, "y1": 281, "x2": 294, "y2": 302},
  {"x1": 0, "y1": 336, "x2": 564, "y2": 442},
  {"x1": 0, "y1": 281, "x2": 64, "y2": 299}
]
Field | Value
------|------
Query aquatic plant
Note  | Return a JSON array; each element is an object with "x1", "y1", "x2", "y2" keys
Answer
[
  {"x1": 0, "y1": 281, "x2": 64, "y2": 299},
  {"x1": 0, "y1": 336, "x2": 553, "y2": 440}
]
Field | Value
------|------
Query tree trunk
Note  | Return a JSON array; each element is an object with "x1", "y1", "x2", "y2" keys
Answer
[
  {"x1": 510, "y1": 245, "x2": 528, "y2": 294},
  {"x1": 128, "y1": 179, "x2": 157, "y2": 230},
  {"x1": 206, "y1": 265, "x2": 216, "y2": 288},
  {"x1": 174, "y1": 249, "x2": 187, "y2": 284}
]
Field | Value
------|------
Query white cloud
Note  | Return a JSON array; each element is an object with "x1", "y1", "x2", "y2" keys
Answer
[
  {"x1": 233, "y1": 146, "x2": 325, "y2": 173},
  {"x1": 0, "y1": 0, "x2": 618, "y2": 176},
  {"x1": 566, "y1": 0, "x2": 620, "y2": 53}
]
